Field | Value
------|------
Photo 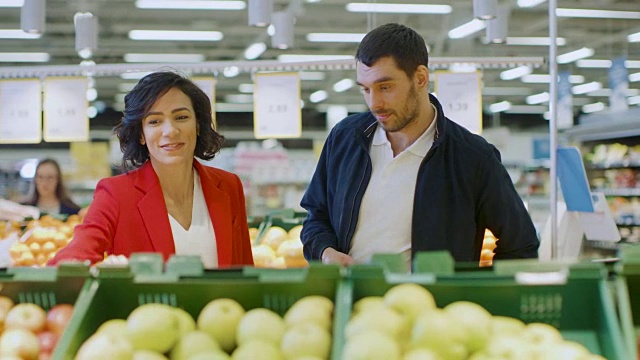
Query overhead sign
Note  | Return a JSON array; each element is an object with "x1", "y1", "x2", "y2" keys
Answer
[
  {"x1": 253, "y1": 72, "x2": 301, "y2": 139},
  {"x1": 43, "y1": 77, "x2": 89, "y2": 142},
  {"x1": 0, "y1": 79, "x2": 42, "y2": 144},
  {"x1": 434, "y1": 71, "x2": 482, "y2": 134}
]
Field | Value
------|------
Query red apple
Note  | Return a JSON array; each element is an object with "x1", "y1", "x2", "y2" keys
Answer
[
  {"x1": 4, "y1": 303, "x2": 47, "y2": 333},
  {"x1": 37, "y1": 331, "x2": 59, "y2": 353},
  {"x1": 46, "y1": 304, "x2": 74, "y2": 335}
]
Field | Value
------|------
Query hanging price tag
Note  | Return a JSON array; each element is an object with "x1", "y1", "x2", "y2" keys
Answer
[
  {"x1": 434, "y1": 71, "x2": 483, "y2": 134},
  {"x1": 0, "y1": 79, "x2": 42, "y2": 144},
  {"x1": 43, "y1": 77, "x2": 89, "y2": 142},
  {"x1": 253, "y1": 72, "x2": 301, "y2": 139}
]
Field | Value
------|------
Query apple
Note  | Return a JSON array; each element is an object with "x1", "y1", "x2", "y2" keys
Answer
[
  {"x1": 443, "y1": 301, "x2": 492, "y2": 353},
  {"x1": 170, "y1": 330, "x2": 221, "y2": 360},
  {"x1": 522, "y1": 322, "x2": 563, "y2": 346},
  {"x1": 188, "y1": 350, "x2": 231, "y2": 360},
  {"x1": 409, "y1": 308, "x2": 468, "y2": 360},
  {"x1": 46, "y1": 303, "x2": 74, "y2": 335},
  {"x1": 96, "y1": 318, "x2": 128, "y2": 335},
  {"x1": 173, "y1": 307, "x2": 196, "y2": 337},
  {"x1": 75, "y1": 332, "x2": 134, "y2": 360},
  {"x1": 383, "y1": 283, "x2": 436, "y2": 321},
  {"x1": 197, "y1": 298, "x2": 245, "y2": 353},
  {"x1": 352, "y1": 296, "x2": 384, "y2": 317},
  {"x1": 132, "y1": 350, "x2": 168, "y2": 360},
  {"x1": 0, "y1": 328, "x2": 40, "y2": 360},
  {"x1": 287, "y1": 225, "x2": 304, "y2": 239},
  {"x1": 37, "y1": 331, "x2": 59, "y2": 354},
  {"x1": 280, "y1": 322, "x2": 331, "y2": 360},
  {"x1": 403, "y1": 348, "x2": 441, "y2": 360},
  {"x1": 0, "y1": 296, "x2": 15, "y2": 315},
  {"x1": 236, "y1": 308, "x2": 285, "y2": 346},
  {"x1": 232, "y1": 339, "x2": 284, "y2": 360},
  {"x1": 4, "y1": 303, "x2": 47, "y2": 333},
  {"x1": 284, "y1": 295, "x2": 333, "y2": 331},
  {"x1": 534, "y1": 340, "x2": 590, "y2": 360},
  {"x1": 482, "y1": 335, "x2": 534, "y2": 359},
  {"x1": 260, "y1": 226, "x2": 288, "y2": 251},
  {"x1": 126, "y1": 303, "x2": 180, "y2": 353},
  {"x1": 346, "y1": 306, "x2": 407, "y2": 342},
  {"x1": 342, "y1": 331, "x2": 400, "y2": 360},
  {"x1": 490, "y1": 315, "x2": 526, "y2": 336}
]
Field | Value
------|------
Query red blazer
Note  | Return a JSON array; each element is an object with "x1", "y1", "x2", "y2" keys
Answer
[{"x1": 49, "y1": 161, "x2": 254, "y2": 267}]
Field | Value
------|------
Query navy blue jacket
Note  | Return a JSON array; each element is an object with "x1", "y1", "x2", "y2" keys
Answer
[{"x1": 300, "y1": 94, "x2": 539, "y2": 262}]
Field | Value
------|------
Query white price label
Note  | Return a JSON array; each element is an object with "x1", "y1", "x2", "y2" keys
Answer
[
  {"x1": 0, "y1": 79, "x2": 42, "y2": 144},
  {"x1": 253, "y1": 72, "x2": 301, "y2": 139},
  {"x1": 43, "y1": 77, "x2": 89, "y2": 142},
  {"x1": 434, "y1": 71, "x2": 482, "y2": 134}
]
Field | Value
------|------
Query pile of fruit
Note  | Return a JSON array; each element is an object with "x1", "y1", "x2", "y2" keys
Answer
[
  {"x1": 75, "y1": 295, "x2": 333, "y2": 360},
  {"x1": 0, "y1": 295, "x2": 74, "y2": 360},
  {"x1": 250, "y1": 225, "x2": 307, "y2": 268},
  {"x1": 342, "y1": 283, "x2": 606, "y2": 360},
  {"x1": 480, "y1": 229, "x2": 497, "y2": 267}
]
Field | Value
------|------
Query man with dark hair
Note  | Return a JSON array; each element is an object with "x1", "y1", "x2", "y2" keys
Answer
[{"x1": 300, "y1": 23, "x2": 539, "y2": 268}]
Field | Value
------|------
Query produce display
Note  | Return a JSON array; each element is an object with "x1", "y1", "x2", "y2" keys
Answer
[
  {"x1": 75, "y1": 294, "x2": 333, "y2": 360},
  {"x1": 250, "y1": 225, "x2": 308, "y2": 269},
  {"x1": 342, "y1": 283, "x2": 607, "y2": 360},
  {"x1": 0, "y1": 295, "x2": 74, "y2": 360}
]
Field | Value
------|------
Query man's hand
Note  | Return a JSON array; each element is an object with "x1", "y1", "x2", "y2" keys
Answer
[{"x1": 321, "y1": 247, "x2": 355, "y2": 266}]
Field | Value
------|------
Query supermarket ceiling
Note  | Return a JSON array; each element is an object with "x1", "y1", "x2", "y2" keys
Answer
[{"x1": 0, "y1": 0, "x2": 639, "y2": 122}]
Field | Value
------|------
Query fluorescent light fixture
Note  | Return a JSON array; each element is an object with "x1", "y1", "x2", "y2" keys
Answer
[
  {"x1": 135, "y1": 0, "x2": 245, "y2": 10},
  {"x1": 582, "y1": 102, "x2": 605, "y2": 113},
  {"x1": 223, "y1": 66, "x2": 239, "y2": 78},
  {"x1": 346, "y1": 3, "x2": 452, "y2": 14},
  {"x1": 627, "y1": 61, "x2": 640, "y2": 68},
  {"x1": 630, "y1": 72, "x2": 640, "y2": 82},
  {"x1": 86, "y1": 88, "x2": 98, "y2": 101},
  {"x1": 505, "y1": 37, "x2": 566, "y2": 46},
  {"x1": 556, "y1": 8, "x2": 640, "y2": 19},
  {"x1": 309, "y1": 90, "x2": 328, "y2": 103},
  {"x1": 576, "y1": 59, "x2": 611, "y2": 68},
  {"x1": 238, "y1": 84, "x2": 254, "y2": 93},
  {"x1": 521, "y1": 74, "x2": 585, "y2": 83},
  {"x1": 224, "y1": 94, "x2": 253, "y2": 103},
  {"x1": 0, "y1": 29, "x2": 40, "y2": 39},
  {"x1": 572, "y1": 81, "x2": 601, "y2": 95},
  {"x1": 489, "y1": 101, "x2": 511, "y2": 113},
  {"x1": 499, "y1": 66, "x2": 531, "y2": 80},
  {"x1": 74, "y1": 12, "x2": 98, "y2": 59},
  {"x1": 629, "y1": 31, "x2": 640, "y2": 42},
  {"x1": 505, "y1": 105, "x2": 547, "y2": 113},
  {"x1": 128, "y1": 30, "x2": 223, "y2": 41},
  {"x1": 306, "y1": 33, "x2": 365, "y2": 43},
  {"x1": 557, "y1": 47, "x2": 594, "y2": 64},
  {"x1": 86, "y1": 106, "x2": 98, "y2": 118},
  {"x1": 0, "y1": 52, "x2": 49, "y2": 62},
  {"x1": 277, "y1": 54, "x2": 354, "y2": 62},
  {"x1": 118, "y1": 83, "x2": 137, "y2": 92},
  {"x1": 517, "y1": 0, "x2": 545, "y2": 8},
  {"x1": 526, "y1": 92, "x2": 549, "y2": 104},
  {"x1": 333, "y1": 78, "x2": 354, "y2": 92},
  {"x1": 586, "y1": 88, "x2": 640, "y2": 97},
  {"x1": 120, "y1": 71, "x2": 152, "y2": 80},
  {"x1": 299, "y1": 71, "x2": 326, "y2": 81},
  {"x1": 0, "y1": 0, "x2": 24, "y2": 7},
  {"x1": 628, "y1": 95, "x2": 640, "y2": 105},
  {"x1": 21, "y1": 0, "x2": 45, "y2": 34},
  {"x1": 244, "y1": 42, "x2": 266, "y2": 60},
  {"x1": 482, "y1": 87, "x2": 532, "y2": 96},
  {"x1": 123, "y1": 53, "x2": 205, "y2": 63},
  {"x1": 271, "y1": 11, "x2": 294, "y2": 49},
  {"x1": 448, "y1": 19, "x2": 486, "y2": 39},
  {"x1": 486, "y1": 5, "x2": 509, "y2": 43}
]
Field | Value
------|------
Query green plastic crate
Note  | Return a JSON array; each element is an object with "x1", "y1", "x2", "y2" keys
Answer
[
  {"x1": 336, "y1": 252, "x2": 628, "y2": 360},
  {"x1": 615, "y1": 244, "x2": 640, "y2": 360},
  {"x1": 53, "y1": 254, "x2": 342, "y2": 360}
]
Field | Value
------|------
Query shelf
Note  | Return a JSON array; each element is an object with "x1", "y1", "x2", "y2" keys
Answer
[
  {"x1": 588, "y1": 163, "x2": 640, "y2": 170},
  {"x1": 563, "y1": 108, "x2": 640, "y2": 142},
  {"x1": 599, "y1": 188, "x2": 640, "y2": 197}
]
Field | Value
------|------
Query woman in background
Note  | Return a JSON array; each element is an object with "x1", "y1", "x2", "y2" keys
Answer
[{"x1": 23, "y1": 158, "x2": 81, "y2": 217}]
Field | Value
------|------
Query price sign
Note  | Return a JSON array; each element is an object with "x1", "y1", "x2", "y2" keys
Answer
[
  {"x1": 43, "y1": 77, "x2": 89, "y2": 142},
  {"x1": 434, "y1": 71, "x2": 482, "y2": 134},
  {"x1": 0, "y1": 79, "x2": 42, "y2": 144},
  {"x1": 253, "y1": 72, "x2": 301, "y2": 139},
  {"x1": 192, "y1": 77, "x2": 217, "y2": 127}
]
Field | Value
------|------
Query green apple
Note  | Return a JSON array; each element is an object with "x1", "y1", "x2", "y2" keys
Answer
[
  {"x1": 4, "y1": 303, "x2": 47, "y2": 333},
  {"x1": 132, "y1": 350, "x2": 168, "y2": 360},
  {"x1": 346, "y1": 306, "x2": 407, "y2": 342},
  {"x1": 236, "y1": 308, "x2": 285, "y2": 346},
  {"x1": 352, "y1": 296, "x2": 385, "y2": 317},
  {"x1": 188, "y1": 350, "x2": 231, "y2": 360},
  {"x1": 283, "y1": 295, "x2": 333, "y2": 332},
  {"x1": 443, "y1": 301, "x2": 492, "y2": 353},
  {"x1": 96, "y1": 318, "x2": 128, "y2": 335},
  {"x1": 170, "y1": 330, "x2": 221, "y2": 360},
  {"x1": 534, "y1": 340, "x2": 590, "y2": 360},
  {"x1": 403, "y1": 348, "x2": 441, "y2": 360},
  {"x1": 232, "y1": 339, "x2": 284, "y2": 360},
  {"x1": 409, "y1": 308, "x2": 467, "y2": 360},
  {"x1": 383, "y1": 283, "x2": 436, "y2": 321},
  {"x1": 197, "y1": 298, "x2": 245, "y2": 353},
  {"x1": 482, "y1": 335, "x2": 533, "y2": 359},
  {"x1": 173, "y1": 307, "x2": 196, "y2": 337},
  {"x1": 76, "y1": 332, "x2": 134, "y2": 360},
  {"x1": 126, "y1": 303, "x2": 180, "y2": 353},
  {"x1": 0, "y1": 328, "x2": 40, "y2": 360},
  {"x1": 342, "y1": 330, "x2": 401, "y2": 360},
  {"x1": 489, "y1": 315, "x2": 526, "y2": 336},
  {"x1": 522, "y1": 322, "x2": 563, "y2": 347},
  {"x1": 280, "y1": 322, "x2": 331, "y2": 360}
]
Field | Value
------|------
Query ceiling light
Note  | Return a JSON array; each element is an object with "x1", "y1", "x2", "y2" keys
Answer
[
  {"x1": 572, "y1": 81, "x2": 602, "y2": 95},
  {"x1": 629, "y1": 31, "x2": 640, "y2": 42},
  {"x1": 586, "y1": 88, "x2": 640, "y2": 97},
  {"x1": 128, "y1": 30, "x2": 223, "y2": 41},
  {"x1": 278, "y1": 54, "x2": 353, "y2": 62},
  {"x1": 244, "y1": 42, "x2": 267, "y2": 60},
  {"x1": 238, "y1": 84, "x2": 254, "y2": 93},
  {"x1": 489, "y1": 101, "x2": 511, "y2": 113},
  {"x1": 248, "y1": 0, "x2": 272, "y2": 27},
  {"x1": 0, "y1": 29, "x2": 40, "y2": 39},
  {"x1": 473, "y1": 0, "x2": 497, "y2": 20},
  {"x1": 271, "y1": 11, "x2": 294, "y2": 49},
  {"x1": 299, "y1": 71, "x2": 326, "y2": 81},
  {"x1": 309, "y1": 90, "x2": 328, "y2": 103},
  {"x1": 505, "y1": 37, "x2": 566, "y2": 46},
  {"x1": 74, "y1": 12, "x2": 98, "y2": 59},
  {"x1": 123, "y1": 53, "x2": 205, "y2": 63},
  {"x1": 556, "y1": 8, "x2": 640, "y2": 19},
  {"x1": 0, "y1": 52, "x2": 49, "y2": 62},
  {"x1": 223, "y1": 66, "x2": 239, "y2": 77},
  {"x1": 521, "y1": 74, "x2": 585, "y2": 83},
  {"x1": 626, "y1": 61, "x2": 640, "y2": 68},
  {"x1": 135, "y1": 0, "x2": 245, "y2": 10},
  {"x1": 576, "y1": 59, "x2": 612, "y2": 68},
  {"x1": 526, "y1": 92, "x2": 549, "y2": 104},
  {"x1": 346, "y1": 3, "x2": 452, "y2": 14},
  {"x1": 21, "y1": 0, "x2": 45, "y2": 34},
  {"x1": 486, "y1": 6, "x2": 509, "y2": 43},
  {"x1": 86, "y1": 88, "x2": 98, "y2": 101},
  {"x1": 499, "y1": 66, "x2": 531, "y2": 80},
  {"x1": 0, "y1": 0, "x2": 23, "y2": 7},
  {"x1": 557, "y1": 47, "x2": 594, "y2": 64},
  {"x1": 628, "y1": 95, "x2": 640, "y2": 105},
  {"x1": 333, "y1": 78, "x2": 354, "y2": 92},
  {"x1": 582, "y1": 102, "x2": 605, "y2": 113},
  {"x1": 630, "y1": 72, "x2": 640, "y2": 82},
  {"x1": 306, "y1": 33, "x2": 365, "y2": 43},
  {"x1": 517, "y1": 0, "x2": 545, "y2": 8},
  {"x1": 448, "y1": 19, "x2": 486, "y2": 39},
  {"x1": 482, "y1": 87, "x2": 532, "y2": 96}
]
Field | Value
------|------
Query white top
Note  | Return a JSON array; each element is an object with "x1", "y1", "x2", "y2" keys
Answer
[
  {"x1": 169, "y1": 170, "x2": 218, "y2": 269},
  {"x1": 349, "y1": 106, "x2": 438, "y2": 270}
]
